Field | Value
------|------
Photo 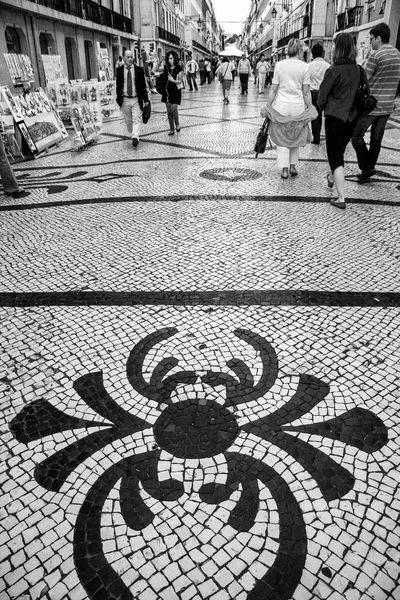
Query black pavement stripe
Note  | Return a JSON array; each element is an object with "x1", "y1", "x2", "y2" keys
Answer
[
  {"x1": 0, "y1": 291, "x2": 399, "y2": 307},
  {"x1": 1, "y1": 194, "x2": 399, "y2": 212},
  {"x1": 12, "y1": 157, "x2": 400, "y2": 171}
]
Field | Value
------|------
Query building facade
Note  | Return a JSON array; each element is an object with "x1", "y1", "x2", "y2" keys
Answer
[
  {"x1": 0, "y1": 0, "x2": 137, "y2": 90},
  {"x1": 0, "y1": 0, "x2": 223, "y2": 95},
  {"x1": 242, "y1": 0, "x2": 400, "y2": 66}
]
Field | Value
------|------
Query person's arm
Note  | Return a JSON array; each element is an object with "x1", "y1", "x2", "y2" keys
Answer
[
  {"x1": 268, "y1": 83, "x2": 279, "y2": 104},
  {"x1": 302, "y1": 84, "x2": 311, "y2": 108},
  {"x1": 364, "y1": 54, "x2": 377, "y2": 80},
  {"x1": 317, "y1": 67, "x2": 334, "y2": 110}
]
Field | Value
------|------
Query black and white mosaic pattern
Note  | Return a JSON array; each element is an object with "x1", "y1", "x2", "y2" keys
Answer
[{"x1": 1, "y1": 81, "x2": 399, "y2": 600}]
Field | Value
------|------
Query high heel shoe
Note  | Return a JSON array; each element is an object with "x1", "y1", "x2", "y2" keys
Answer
[
  {"x1": 168, "y1": 130, "x2": 175, "y2": 135},
  {"x1": 289, "y1": 166, "x2": 298, "y2": 177},
  {"x1": 281, "y1": 168, "x2": 289, "y2": 179},
  {"x1": 326, "y1": 173, "x2": 334, "y2": 188},
  {"x1": 176, "y1": 127, "x2": 181, "y2": 132}
]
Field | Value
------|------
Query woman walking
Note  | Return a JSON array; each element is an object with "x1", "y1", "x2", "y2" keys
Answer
[
  {"x1": 267, "y1": 38, "x2": 311, "y2": 179},
  {"x1": 215, "y1": 57, "x2": 233, "y2": 104},
  {"x1": 158, "y1": 51, "x2": 184, "y2": 135},
  {"x1": 318, "y1": 33, "x2": 363, "y2": 209}
]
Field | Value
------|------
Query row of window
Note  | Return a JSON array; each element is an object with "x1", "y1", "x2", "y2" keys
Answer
[{"x1": 4, "y1": 26, "x2": 96, "y2": 82}]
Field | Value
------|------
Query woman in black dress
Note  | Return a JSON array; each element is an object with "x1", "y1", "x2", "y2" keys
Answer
[{"x1": 159, "y1": 50, "x2": 184, "y2": 135}]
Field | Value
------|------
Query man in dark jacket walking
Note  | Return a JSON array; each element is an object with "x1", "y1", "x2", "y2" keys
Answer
[{"x1": 116, "y1": 49, "x2": 150, "y2": 147}]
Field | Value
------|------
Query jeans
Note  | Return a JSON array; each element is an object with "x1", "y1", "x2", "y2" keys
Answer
[
  {"x1": 187, "y1": 72, "x2": 197, "y2": 90},
  {"x1": 239, "y1": 73, "x2": 249, "y2": 94},
  {"x1": 310, "y1": 90, "x2": 323, "y2": 143},
  {"x1": 0, "y1": 134, "x2": 20, "y2": 195},
  {"x1": 351, "y1": 113, "x2": 390, "y2": 173}
]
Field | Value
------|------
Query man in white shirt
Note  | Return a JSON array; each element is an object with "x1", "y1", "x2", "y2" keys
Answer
[
  {"x1": 308, "y1": 44, "x2": 330, "y2": 144},
  {"x1": 256, "y1": 54, "x2": 269, "y2": 94},
  {"x1": 186, "y1": 57, "x2": 199, "y2": 91}
]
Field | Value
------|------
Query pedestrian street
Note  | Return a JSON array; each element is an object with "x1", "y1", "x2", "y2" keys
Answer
[{"x1": 0, "y1": 79, "x2": 400, "y2": 600}]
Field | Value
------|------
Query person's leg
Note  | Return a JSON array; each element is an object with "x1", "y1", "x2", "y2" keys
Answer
[
  {"x1": 120, "y1": 98, "x2": 133, "y2": 137},
  {"x1": 193, "y1": 74, "x2": 198, "y2": 90},
  {"x1": 325, "y1": 116, "x2": 354, "y2": 206},
  {"x1": 289, "y1": 147, "x2": 300, "y2": 175},
  {"x1": 351, "y1": 113, "x2": 375, "y2": 173},
  {"x1": 0, "y1": 134, "x2": 22, "y2": 195},
  {"x1": 171, "y1": 104, "x2": 180, "y2": 130},
  {"x1": 368, "y1": 114, "x2": 390, "y2": 171},
  {"x1": 258, "y1": 74, "x2": 265, "y2": 93},
  {"x1": 225, "y1": 81, "x2": 231, "y2": 103},
  {"x1": 277, "y1": 146, "x2": 290, "y2": 178},
  {"x1": 166, "y1": 103, "x2": 174, "y2": 133},
  {"x1": 239, "y1": 74, "x2": 245, "y2": 93},
  {"x1": 187, "y1": 73, "x2": 193, "y2": 91},
  {"x1": 244, "y1": 74, "x2": 249, "y2": 94},
  {"x1": 130, "y1": 97, "x2": 141, "y2": 141},
  {"x1": 310, "y1": 90, "x2": 322, "y2": 144}
]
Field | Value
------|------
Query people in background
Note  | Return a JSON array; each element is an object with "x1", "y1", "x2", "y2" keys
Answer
[
  {"x1": 257, "y1": 54, "x2": 269, "y2": 94},
  {"x1": 351, "y1": 22, "x2": 400, "y2": 184},
  {"x1": 318, "y1": 32, "x2": 363, "y2": 209},
  {"x1": 308, "y1": 44, "x2": 330, "y2": 144},
  {"x1": 186, "y1": 56, "x2": 199, "y2": 91},
  {"x1": 216, "y1": 57, "x2": 234, "y2": 105},
  {"x1": 238, "y1": 54, "x2": 252, "y2": 95}
]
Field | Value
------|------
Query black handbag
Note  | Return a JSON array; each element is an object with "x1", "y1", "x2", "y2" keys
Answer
[
  {"x1": 142, "y1": 103, "x2": 151, "y2": 124},
  {"x1": 254, "y1": 117, "x2": 270, "y2": 157},
  {"x1": 355, "y1": 66, "x2": 377, "y2": 115}
]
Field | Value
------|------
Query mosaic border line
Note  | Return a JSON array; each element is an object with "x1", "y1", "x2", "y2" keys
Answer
[
  {"x1": 1, "y1": 194, "x2": 400, "y2": 212},
  {"x1": 1, "y1": 290, "x2": 399, "y2": 307}
]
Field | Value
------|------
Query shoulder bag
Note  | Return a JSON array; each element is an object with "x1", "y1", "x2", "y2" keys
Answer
[
  {"x1": 218, "y1": 64, "x2": 229, "y2": 83},
  {"x1": 355, "y1": 66, "x2": 377, "y2": 115}
]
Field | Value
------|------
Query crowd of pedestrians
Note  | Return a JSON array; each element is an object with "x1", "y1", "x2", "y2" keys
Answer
[{"x1": 2, "y1": 23, "x2": 400, "y2": 210}]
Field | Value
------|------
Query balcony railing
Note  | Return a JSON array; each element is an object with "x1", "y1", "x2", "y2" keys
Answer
[
  {"x1": 30, "y1": 0, "x2": 131, "y2": 33},
  {"x1": 347, "y1": 6, "x2": 362, "y2": 28},
  {"x1": 157, "y1": 27, "x2": 180, "y2": 46},
  {"x1": 277, "y1": 29, "x2": 300, "y2": 49}
]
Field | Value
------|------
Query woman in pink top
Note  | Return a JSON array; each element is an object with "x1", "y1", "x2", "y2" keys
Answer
[{"x1": 268, "y1": 39, "x2": 311, "y2": 179}]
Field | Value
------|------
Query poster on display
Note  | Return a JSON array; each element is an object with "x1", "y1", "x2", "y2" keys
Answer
[
  {"x1": 1, "y1": 86, "x2": 24, "y2": 121},
  {"x1": 41, "y1": 55, "x2": 65, "y2": 82},
  {"x1": 0, "y1": 95, "x2": 15, "y2": 135},
  {"x1": 4, "y1": 53, "x2": 35, "y2": 86},
  {"x1": 96, "y1": 43, "x2": 113, "y2": 81}
]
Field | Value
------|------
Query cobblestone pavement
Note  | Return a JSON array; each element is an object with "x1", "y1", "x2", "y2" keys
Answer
[{"x1": 1, "y1": 80, "x2": 399, "y2": 600}]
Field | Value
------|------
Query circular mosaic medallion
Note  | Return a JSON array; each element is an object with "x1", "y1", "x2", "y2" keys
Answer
[{"x1": 200, "y1": 168, "x2": 262, "y2": 182}]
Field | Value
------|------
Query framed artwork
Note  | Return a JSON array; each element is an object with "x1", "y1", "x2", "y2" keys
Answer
[{"x1": 17, "y1": 121, "x2": 38, "y2": 155}]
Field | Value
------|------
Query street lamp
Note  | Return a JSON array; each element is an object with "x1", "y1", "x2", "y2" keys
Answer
[{"x1": 271, "y1": 7, "x2": 277, "y2": 19}]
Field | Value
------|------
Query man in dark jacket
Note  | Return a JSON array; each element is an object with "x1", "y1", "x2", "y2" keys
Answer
[{"x1": 116, "y1": 49, "x2": 150, "y2": 147}]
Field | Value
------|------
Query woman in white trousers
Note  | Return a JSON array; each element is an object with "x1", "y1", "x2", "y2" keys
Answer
[{"x1": 268, "y1": 40, "x2": 312, "y2": 179}]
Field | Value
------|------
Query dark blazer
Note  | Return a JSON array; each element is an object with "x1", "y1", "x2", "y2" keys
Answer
[
  {"x1": 318, "y1": 60, "x2": 365, "y2": 122},
  {"x1": 116, "y1": 64, "x2": 149, "y2": 110}
]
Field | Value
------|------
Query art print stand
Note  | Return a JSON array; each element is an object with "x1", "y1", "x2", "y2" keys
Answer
[
  {"x1": 4, "y1": 53, "x2": 34, "y2": 87},
  {"x1": 0, "y1": 86, "x2": 68, "y2": 159}
]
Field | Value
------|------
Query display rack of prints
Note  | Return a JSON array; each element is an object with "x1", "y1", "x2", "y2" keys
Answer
[
  {"x1": 0, "y1": 86, "x2": 68, "y2": 158},
  {"x1": 4, "y1": 53, "x2": 34, "y2": 86}
]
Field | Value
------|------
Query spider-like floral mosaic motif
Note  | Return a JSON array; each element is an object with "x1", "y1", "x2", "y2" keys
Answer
[{"x1": 10, "y1": 328, "x2": 388, "y2": 600}]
